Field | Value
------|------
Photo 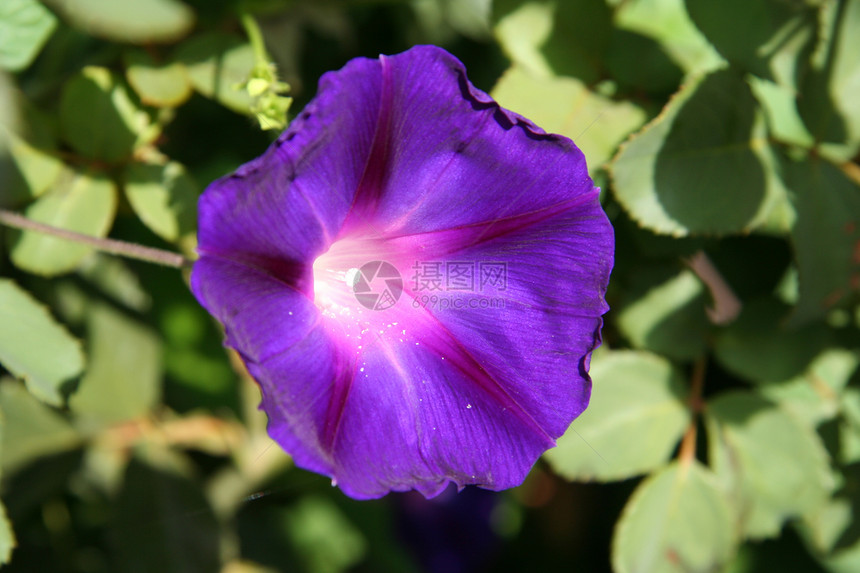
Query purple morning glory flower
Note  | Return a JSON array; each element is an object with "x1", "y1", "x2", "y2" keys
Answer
[{"x1": 191, "y1": 45, "x2": 613, "y2": 499}]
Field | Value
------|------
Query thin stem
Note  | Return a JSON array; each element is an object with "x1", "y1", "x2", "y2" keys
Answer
[
  {"x1": 679, "y1": 356, "x2": 707, "y2": 468},
  {"x1": 0, "y1": 209, "x2": 190, "y2": 269},
  {"x1": 239, "y1": 12, "x2": 269, "y2": 65},
  {"x1": 685, "y1": 250, "x2": 742, "y2": 325}
]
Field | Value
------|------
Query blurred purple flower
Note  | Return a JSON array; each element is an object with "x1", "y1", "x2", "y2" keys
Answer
[{"x1": 191, "y1": 45, "x2": 613, "y2": 499}]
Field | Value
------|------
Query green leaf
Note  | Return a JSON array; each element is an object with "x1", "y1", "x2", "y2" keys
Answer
[
  {"x1": 0, "y1": 500, "x2": 14, "y2": 566},
  {"x1": 493, "y1": 0, "x2": 612, "y2": 83},
  {"x1": 41, "y1": 0, "x2": 194, "y2": 44},
  {"x1": 125, "y1": 50, "x2": 193, "y2": 108},
  {"x1": 285, "y1": 496, "x2": 367, "y2": 573},
  {"x1": 60, "y1": 67, "x2": 151, "y2": 163},
  {"x1": 545, "y1": 351, "x2": 690, "y2": 481},
  {"x1": 0, "y1": 0, "x2": 57, "y2": 71},
  {"x1": 841, "y1": 388, "x2": 860, "y2": 464},
  {"x1": 748, "y1": 76, "x2": 815, "y2": 149},
  {"x1": 605, "y1": 29, "x2": 684, "y2": 95},
  {"x1": 124, "y1": 160, "x2": 198, "y2": 243},
  {"x1": 713, "y1": 298, "x2": 830, "y2": 383},
  {"x1": 781, "y1": 155, "x2": 860, "y2": 325},
  {"x1": 0, "y1": 379, "x2": 81, "y2": 474},
  {"x1": 685, "y1": 0, "x2": 817, "y2": 82},
  {"x1": 612, "y1": 461, "x2": 736, "y2": 573},
  {"x1": 611, "y1": 69, "x2": 784, "y2": 236},
  {"x1": 491, "y1": 65, "x2": 646, "y2": 172},
  {"x1": 70, "y1": 303, "x2": 162, "y2": 428},
  {"x1": 616, "y1": 269, "x2": 708, "y2": 360},
  {"x1": 111, "y1": 455, "x2": 221, "y2": 573},
  {"x1": 9, "y1": 170, "x2": 118, "y2": 276},
  {"x1": 0, "y1": 408, "x2": 15, "y2": 565},
  {"x1": 614, "y1": 0, "x2": 723, "y2": 75},
  {"x1": 0, "y1": 279, "x2": 84, "y2": 404},
  {"x1": 176, "y1": 33, "x2": 255, "y2": 114},
  {"x1": 797, "y1": 0, "x2": 860, "y2": 161},
  {"x1": 758, "y1": 349, "x2": 859, "y2": 427},
  {"x1": 2, "y1": 129, "x2": 64, "y2": 199},
  {"x1": 706, "y1": 391, "x2": 834, "y2": 539}
]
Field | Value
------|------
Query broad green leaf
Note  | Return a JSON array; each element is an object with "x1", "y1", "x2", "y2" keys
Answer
[
  {"x1": 545, "y1": 351, "x2": 689, "y2": 481},
  {"x1": 494, "y1": 0, "x2": 612, "y2": 83},
  {"x1": 713, "y1": 298, "x2": 830, "y2": 383},
  {"x1": 0, "y1": 279, "x2": 84, "y2": 404},
  {"x1": 41, "y1": 0, "x2": 193, "y2": 44},
  {"x1": 285, "y1": 496, "x2": 367, "y2": 573},
  {"x1": 706, "y1": 391, "x2": 834, "y2": 539},
  {"x1": 758, "y1": 349, "x2": 859, "y2": 427},
  {"x1": 0, "y1": 0, "x2": 57, "y2": 71},
  {"x1": 0, "y1": 501, "x2": 13, "y2": 566},
  {"x1": 492, "y1": 65, "x2": 646, "y2": 172},
  {"x1": 0, "y1": 409, "x2": 13, "y2": 565},
  {"x1": 605, "y1": 29, "x2": 684, "y2": 95},
  {"x1": 781, "y1": 155, "x2": 860, "y2": 325},
  {"x1": 124, "y1": 160, "x2": 198, "y2": 243},
  {"x1": 611, "y1": 69, "x2": 784, "y2": 236},
  {"x1": 797, "y1": 0, "x2": 860, "y2": 161},
  {"x1": 612, "y1": 461, "x2": 736, "y2": 573},
  {"x1": 685, "y1": 0, "x2": 817, "y2": 82},
  {"x1": 77, "y1": 254, "x2": 152, "y2": 313},
  {"x1": 9, "y1": 170, "x2": 117, "y2": 276},
  {"x1": 748, "y1": 76, "x2": 815, "y2": 149},
  {"x1": 176, "y1": 33, "x2": 255, "y2": 114},
  {"x1": 841, "y1": 388, "x2": 860, "y2": 464},
  {"x1": 59, "y1": 67, "x2": 155, "y2": 163},
  {"x1": 125, "y1": 51, "x2": 193, "y2": 108},
  {"x1": 438, "y1": 0, "x2": 492, "y2": 39},
  {"x1": 111, "y1": 456, "x2": 220, "y2": 573},
  {"x1": 0, "y1": 379, "x2": 81, "y2": 474},
  {"x1": 2, "y1": 129, "x2": 64, "y2": 199},
  {"x1": 614, "y1": 0, "x2": 723, "y2": 75},
  {"x1": 70, "y1": 303, "x2": 162, "y2": 428},
  {"x1": 616, "y1": 269, "x2": 708, "y2": 360}
]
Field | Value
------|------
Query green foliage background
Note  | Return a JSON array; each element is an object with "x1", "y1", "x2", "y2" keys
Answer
[{"x1": 1, "y1": 0, "x2": 859, "y2": 571}]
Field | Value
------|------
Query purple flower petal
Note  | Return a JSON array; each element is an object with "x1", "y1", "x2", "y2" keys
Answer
[{"x1": 191, "y1": 45, "x2": 614, "y2": 499}]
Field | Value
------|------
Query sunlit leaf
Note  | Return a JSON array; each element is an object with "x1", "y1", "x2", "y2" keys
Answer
[
  {"x1": 545, "y1": 351, "x2": 690, "y2": 481},
  {"x1": 285, "y1": 496, "x2": 367, "y2": 573},
  {"x1": 611, "y1": 69, "x2": 784, "y2": 236},
  {"x1": 758, "y1": 349, "x2": 859, "y2": 427},
  {"x1": 70, "y1": 303, "x2": 162, "y2": 428},
  {"x1": 616, "y1": 269, "x2": 708, "y2": 360},
  {"x1": 713, "y1": 298, "x2": 831, "y2": 383},
  {"x1": 42, "y1": 0, "x2": 194, "y2": 44},
  {"x1": 0, "y1": 379, "x2": 81, "y2": 474},
  {"x1": 175, "y1": 33, "x2": 255, "y2": 114},
  {"x1": 781, "y1": 155, "x2": 860, "y2": 325},
  {"x1": 2, "y1": 129, "x2": 64, "y2": 199},
  {"x1": 59, "y1": 67, "x2": 152, "y2": 163},
  {"x1": 493, "y1": 0, "x2": 611, "y2": 83},
  {"x1": 125, "y1": 50, "x2": 193, "y2": 108},
  {"x1": 492, "y1": 65, "x2": 646, "y2": 173},
  {"x1": 797, "y1": 0, "x2": 860, "y2": 161},
  {"x1": 9, "y1": 170, "x2": 117, "y2": 276},
  {"x1": 706, "y1": 391, "x2": 834, "y2": 539},
  {"x1": 0, "y1": 0, "x2": 56, "y2": 71},
  {"x1": 685, "y1": 0, "x2": 817, "y2": 82},
  {"x1": 614, "y1": 0, "x2": 723, "y2": 75},
  {"x1": 124, "y1": 159, "x2": 198, "y2": 243},
  {"x1": 612, "y1": 461, "x2": 736, "y2": 573},
  {"x1": 0, "y1": 279, "x2": 84, "y2": 404}
]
